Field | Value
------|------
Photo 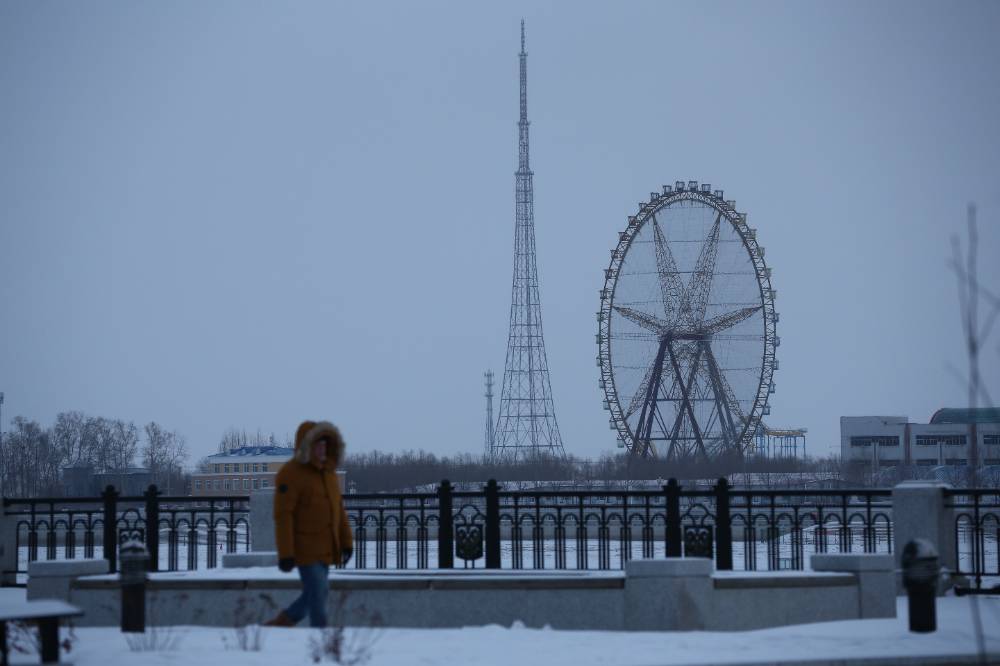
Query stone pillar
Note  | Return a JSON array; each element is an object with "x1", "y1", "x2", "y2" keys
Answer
[
  {"x1": 27, "y1": 559, "x2": 109, "y2": 602},
  {"x1": 623, "y1": 558, "x2": 713, "y2": 631},
  {"x1": 250, "y1": 488, "x2": 275, "y2": 552},
  {"x1": 811, "y1": 553, "x2": 895, "y2": 618},
  {"x1": 891, "y1": 481, "x2": 955, "y2": 588},
  {"x1": 0, "y1": 510, "x2": 18, "y2": 586}
]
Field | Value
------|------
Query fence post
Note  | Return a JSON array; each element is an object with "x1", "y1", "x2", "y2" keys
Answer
[
  {"x1": 144, "y1": 485, "x2": 160, "y2": 572},
  {"x1": 715, "y1": 477, "x2": 732, "y2": 570},
  {"x1": 101, "y1": 485, "x2": 119, "y2": 573},
  {"x1": 0, "y1": 499, "x2": 18, "y2": 586},
  {"x1": 485, "y1": 479, "x2": 500, "y2": 569},
  {"x1": 437, "y1": 480, "x2": 454, "y2": 569},
  {"x1": 665, "y1": 479, "x2": 681, "y2": 557}
]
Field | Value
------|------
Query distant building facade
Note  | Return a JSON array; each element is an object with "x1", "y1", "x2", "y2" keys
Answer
[
  {"x1": 62, "y1": 466, "x2": 152, "y2": 496},
  {"x1": 840, "y1": 408, "x2": 1000, "y2": 472},
  {"x1": 190, "y1": 446, "x2": 348, "y2": 496},
  {"x1": 191, "y1": 446, "x2": 293, "y2": 496}
]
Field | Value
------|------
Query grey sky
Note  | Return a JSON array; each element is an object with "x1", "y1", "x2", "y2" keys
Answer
[{"x1": 1, "y1": 1, "x2": 998, "y2": 465}]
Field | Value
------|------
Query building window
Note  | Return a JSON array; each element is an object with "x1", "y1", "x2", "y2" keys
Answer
[
  {"x1": 983, "y1": 458, "x2": 1000, "y2": 465},
  {"x1": 851, "y1": 436, "x2": 898, "y2": 447},
  {"x1": 194, "y1": 480, "x2": 202, "y2": 490},
  {"x1": 243, "y1": 478, "x2": 250, "y2": 490},
  {"x1": 916, "y1": 435, "x2": 967, "y2": 446},
  {"x1": 984, "y1": 435, "x2": 1000, "y2": 446},
  {"x1": 915, "y1": 459, "x2": 938, "y2": 466},
  {"x1": 878, "y1": 460, "x2": 897, "y2": 468},
  {"x1": 944, "y1": 458, "x2": 967, "y2": 466},
  {"x1": 213, "y1": 479, "x2": 221, "y2": 490},
  {"x1": 214, "y1": 464, "x2": 221, "y2": 473},
  {"x1": 253, "y1": 463, "x2": 259, "y2": 473},
  {"x1": 253, "y1": 478, "x2": 260, "y2": 490},
  {"x1": 244, "y1": 464, "x2": 251, "y2": 473},
  {"x1": 261, "y1": 479, "x2": 269, "y2": 488},
  {"x1": 224, "y1": 479, "x2": 230, "y2": 490},
  {"x1": 224, "y1": 464, "x2": 231, "y2": 473}
]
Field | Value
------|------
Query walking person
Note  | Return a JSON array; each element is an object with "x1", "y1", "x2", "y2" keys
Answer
[{"x1": 265, "y1": 420, "x2": 353, "y2": 627}]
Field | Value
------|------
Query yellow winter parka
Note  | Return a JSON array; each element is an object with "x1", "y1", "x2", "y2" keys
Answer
[{"x1": 273, "y1": 420, "x2": 353, "y2": 567}]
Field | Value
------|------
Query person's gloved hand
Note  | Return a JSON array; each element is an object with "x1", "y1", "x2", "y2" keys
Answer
[
  {"x1": 278, "y1": 557, "x2": 295, "y2": 573},
  {"x1": 341, "y1": 548, "x2": 353, "y2": 567}
]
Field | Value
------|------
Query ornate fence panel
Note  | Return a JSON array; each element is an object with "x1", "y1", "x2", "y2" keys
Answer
[
  {"x1": 3, "y1": 485, "x2": 249, "y2": 580},
  {"x1": 946, "y1": 488, "x2": 1000, "y2": 592},
  {"x1": 342, "y1": 490, "x2": 440, "y2": 570},
  {"x1": 723, "y1": 484, "x2": 892, "y2": 572}
]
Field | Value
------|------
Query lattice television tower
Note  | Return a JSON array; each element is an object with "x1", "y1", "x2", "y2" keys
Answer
[{"x1": 493, "y1": 21, "x2": 566, "y2": 462}]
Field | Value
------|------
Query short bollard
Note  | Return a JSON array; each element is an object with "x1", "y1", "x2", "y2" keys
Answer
[
  {"x1": 901, "y1": 538, "x2": 939, "y2": 633},
  {"x1": 120, "y1": 540, "x2": 149, "y2": 633}
]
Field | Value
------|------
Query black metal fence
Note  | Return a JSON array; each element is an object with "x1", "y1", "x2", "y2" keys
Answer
[
  {"x1": 14, "y1": 479, "x2": 1000, "y2": 587},
  {"x1": 344, "y1": 479, "x2": 894, "y2": 572},
  {"x1": 3, "y1": 485, "x2": 250, "y2": 579},
  {"x1": 946, "y1": 488, "x2": 1000, "y2": 591}
]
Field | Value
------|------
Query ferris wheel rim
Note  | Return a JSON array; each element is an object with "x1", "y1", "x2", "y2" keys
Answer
[{"x1": 597, "y1": 185, "x2": 777, "y2": 458}]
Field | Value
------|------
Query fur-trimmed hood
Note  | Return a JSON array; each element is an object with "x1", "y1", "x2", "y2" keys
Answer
[{"x1": 293, "y1": 420, "x2": 345, "y2": 470}]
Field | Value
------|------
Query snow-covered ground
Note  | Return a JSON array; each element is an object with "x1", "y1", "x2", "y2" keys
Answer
[{"x1": 1, "y1": 587, "x2": 997, "y2": 665}]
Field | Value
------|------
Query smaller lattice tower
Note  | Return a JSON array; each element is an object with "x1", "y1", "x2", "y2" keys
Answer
[
  {"x1": 484, "y1": 370, "x2": 495, "y2": 458},
  {"x1": 493, "y1": 21, "x2": 566, "y2": 462}
]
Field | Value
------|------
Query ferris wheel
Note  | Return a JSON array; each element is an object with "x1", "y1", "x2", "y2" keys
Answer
[{"x1": 597, "y1": 182, "x2": 778, "y2": 460}]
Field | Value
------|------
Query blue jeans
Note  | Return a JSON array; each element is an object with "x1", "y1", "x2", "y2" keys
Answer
[{"x1": 284, "y1": 562, "x2": 330, "y2": 627}]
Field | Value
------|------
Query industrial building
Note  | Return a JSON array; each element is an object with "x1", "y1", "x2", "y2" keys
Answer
[{"x1": 840, "y1": 408, "x2": 1000, "y2": 471}]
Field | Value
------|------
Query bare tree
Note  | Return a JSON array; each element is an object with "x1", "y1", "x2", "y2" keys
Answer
[
  {"x1": 218, "y1": 427, "x2": 286, "y2": 453},
  {"x1": 51, "y1": 411, "x2": 90, "y2": 469},
  {"x1": 144, "y1": 422, "x2": 188, "y2": 494},
  {"x1": 0, "y1": 417, "x2": 60, "y2": 496},
  {"x1": 107, "y1": 419, "x2": 139, "y2": 473}
]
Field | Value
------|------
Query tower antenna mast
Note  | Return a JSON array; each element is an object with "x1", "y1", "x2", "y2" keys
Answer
[{"x1": 493, "y1": 20, "x2": 566, "y2": 462}]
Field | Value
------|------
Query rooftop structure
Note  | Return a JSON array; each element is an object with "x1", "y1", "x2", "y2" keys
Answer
[{"x1": 929, "y1": 407, "x2": 1000, "y2": 425}]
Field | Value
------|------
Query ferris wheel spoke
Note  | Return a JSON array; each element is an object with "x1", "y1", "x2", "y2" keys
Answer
[
  {"x1": 652, "y1": 218, "x2": 686, "y2": 322},
  {"x1": 625, "y1": 361, "x2": 657, "y2": 419},
  {"x1": 686, "y1": 213, "x2": 722, "y2": 323},
  {"x1": 701, "y1": 305, "x2": 762, "y2": 335},
  {"x1": 702, "y1": 340, "x2": 750, "y2": 451},
  {"x1": 612, "y1": 305, "x2": 668, "y2": 333},
  {"x1": 702, "y1": 342, "x2": 740, "y2": 451}
]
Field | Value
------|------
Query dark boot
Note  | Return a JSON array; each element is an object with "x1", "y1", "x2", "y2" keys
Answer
[{"x1": 263, "y1": 611, "x2": 295, "y2": 627}]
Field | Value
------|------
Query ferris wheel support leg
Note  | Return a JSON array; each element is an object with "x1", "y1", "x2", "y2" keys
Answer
[
  {"x1": 634, "y1": 337, "x2": 670, "y2": 458},
  {"x1": 667, "y1": 340, "x2": 707, "y2": 459}
]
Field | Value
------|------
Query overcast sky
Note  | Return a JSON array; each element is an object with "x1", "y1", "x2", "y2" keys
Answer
[{"x1": 1, "y1": 1, "x2": 998, "y2": 466}]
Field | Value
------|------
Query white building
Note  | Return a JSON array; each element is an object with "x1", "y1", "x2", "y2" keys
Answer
[
  {"x1": 191, "y1": 445, "x2": 349, "y2": 496},
  {"x1": 840, "y1": 408, "x2": 1000, "y2": 470},
  {"x1": 191, "y1": 446, "x2": 293, "y2": 496}
]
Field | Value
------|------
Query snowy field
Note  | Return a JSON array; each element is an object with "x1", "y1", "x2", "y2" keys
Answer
[{"x1": 0, "y1": 588, "x2": 997, "y2": 665}]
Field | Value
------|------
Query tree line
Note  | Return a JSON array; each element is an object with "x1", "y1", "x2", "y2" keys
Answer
[
  {"x1": 341, "y1": 449, "x2": 841, "y2": 493},
  {"x1": 0, "y1": 411, "x2": 189, "y2": 497}
]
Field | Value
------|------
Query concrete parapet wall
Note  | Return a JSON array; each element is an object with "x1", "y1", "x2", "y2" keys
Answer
[
  {"x1": 68, "y1": 554, "x2": 895, "y2": 631},
  {"x1": 71, "y1": 570, "x2": 624, "y2": 629}
]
